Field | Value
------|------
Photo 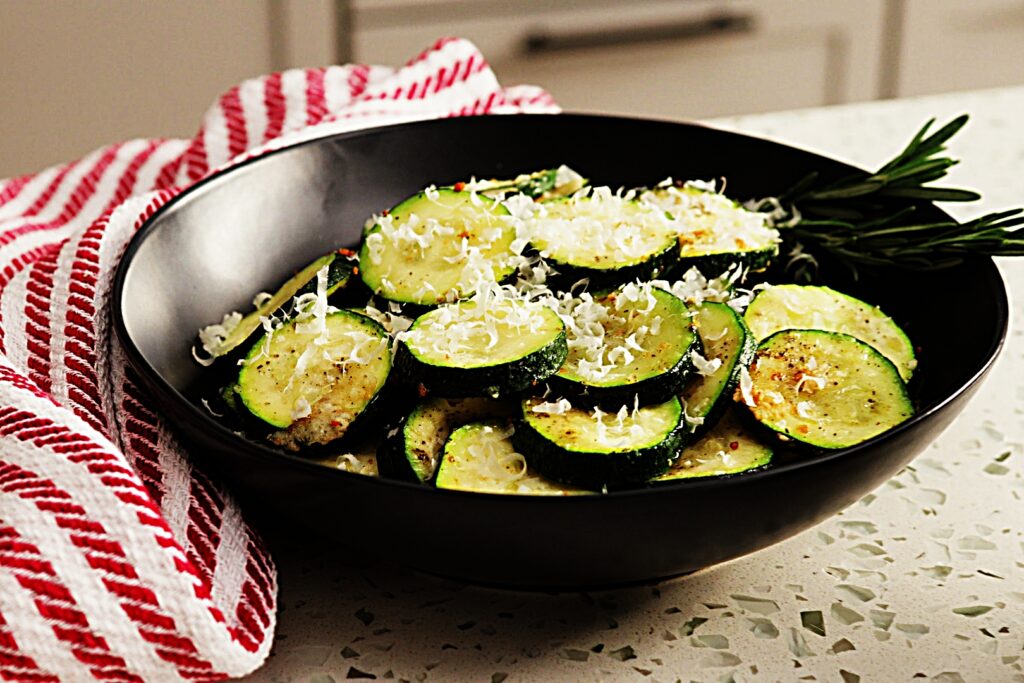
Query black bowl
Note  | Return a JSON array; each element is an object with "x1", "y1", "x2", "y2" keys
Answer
[{"x1": 113, "y1": 114, "x2": 1007, "y2": 588}]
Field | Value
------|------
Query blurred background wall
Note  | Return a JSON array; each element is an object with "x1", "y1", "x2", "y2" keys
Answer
[{"x1": 2, "y1": 0, "x2": 1023, "y2": 178}]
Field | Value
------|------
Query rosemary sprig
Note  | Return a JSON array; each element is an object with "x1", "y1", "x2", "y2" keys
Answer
[{"x1": 769, "y1": 115, "x2": 1024, "y2": 279}]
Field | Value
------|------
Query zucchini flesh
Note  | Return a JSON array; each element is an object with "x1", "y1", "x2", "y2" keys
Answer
[
  {"x1": 526, "y1": 189, "x2": 678, "y2": 288},
  {"x1": 312, "y1": 433, "x2": 380, "y2": 476},
  {"x1": 378, "y1": 397, "x2": 515, "y2": 483},
  {"x1": 398, "y1": 297, "x2": 567, "y2": 397},
  {"x1": 436, "y1": 421, "x2": 586, "y2": 495},
  {"x1": 679, "y1": 301, "x2": 755, "y2": 432},
  {"x1": 555, "y1": 285, "x2": 696, "y2": 406},
  {"x1": 237, "y1": 310, "x2": 391, "y2": 449},
  {"x1": 743, "y1": 284, "x2": 916, "y2": 381},
  {"x1": 641, "y1": 185, "x2": 779, "y2": 273},
  {"x1": 201, "y1": 252, "x2": 352, "y2": 359},
  {"x1": 739, "y1": 329, "x2": 913, "y2": 449},
  {"x1": 359, "y1": 188, "x2": 516, "y2": 306},
  {"x1": 515, "y1": 396, "x2": 687, "y2": 488},
  {"x1": 653, "y1": 409, "x2": 772, "y2": 481}
]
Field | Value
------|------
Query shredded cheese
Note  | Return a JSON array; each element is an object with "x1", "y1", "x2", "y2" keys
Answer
[{"x1": 641, "y1": 180, "x2": 780, "y2": 255}]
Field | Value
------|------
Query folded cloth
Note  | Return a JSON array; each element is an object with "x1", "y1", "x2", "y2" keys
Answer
[{"x1": 0, "y1": 37, "x2": 557, "y2": 681}]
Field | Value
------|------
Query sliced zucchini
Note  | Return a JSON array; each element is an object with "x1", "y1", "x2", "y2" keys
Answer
[
  {"x1": 738, "y1": 329, "x2": 913, "y2": 449},
  {"x1": 526, "y1": 188, "x2": 679, "y2": 289},
  {"x1": 743, "y1": 284, "x2": 916, "y2": 381},
  {"x1": 436, "y1": 421, "x2": 587, "y2": 495},
  {"x1": 311, "y1": 432, "x2": 380, "y2": 477},
  {"x1": 237, "y1": 310, "x2": 391, "y2": 450},
  {"x1": 515, "y1": 396, "x2": 687, "y2": 489},
  {"x1": 198, "y1": 252, "x2": 354, "y2": 359},
  {"x1": 397, "y1": 297, "x2": 567, "y2": 397},
  {"x1": 359, "y1": 188, "x2": 516, "y2": 306},
  {"x1": 641, "y1": 185, "x2": 779, "y2": 274},
  {"x1": 377, "y1": 397, "x2": 516, "y2": 483},
  {"x1": 553, "y1": 285, "x2": 697, "y2": 406},
  {"x1": 653, "y1": 409, "x2": 772, "y2": 481},
  {"x1": 467, "y1": 165, "x2": 588, "y2": 199},
  {"x1": 679, "y1": 301, "x2": 755, "y2": 433}
]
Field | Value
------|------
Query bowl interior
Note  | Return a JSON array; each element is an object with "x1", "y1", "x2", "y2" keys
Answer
[{"x1": 117, "y1": 114, "x2": 1005, "y2": 427}]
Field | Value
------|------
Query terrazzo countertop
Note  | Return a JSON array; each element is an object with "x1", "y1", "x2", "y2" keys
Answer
[{"x1": 242, "y1": 87, "x2": 1024, "y2": 683}]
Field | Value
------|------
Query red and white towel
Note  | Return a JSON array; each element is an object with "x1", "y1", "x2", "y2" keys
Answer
[{"x1": 0, "y1": 38, "x2": 558, "y2": 681}]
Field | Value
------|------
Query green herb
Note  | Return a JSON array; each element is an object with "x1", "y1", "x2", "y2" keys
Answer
[
  {"x1": 477, "y1": 167, "x2": 560, "y2": 198},
  {"x1": 765, "y1": 115, "x2": 1024, "y2": 279}
]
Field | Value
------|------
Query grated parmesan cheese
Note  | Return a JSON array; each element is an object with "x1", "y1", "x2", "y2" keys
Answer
[{"x1": 738, "y1": 366, "x2": 756, "y2": 407}]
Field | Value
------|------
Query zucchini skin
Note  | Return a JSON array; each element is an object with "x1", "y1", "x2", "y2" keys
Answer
[
  {"x1": 672, "y1": 245, "x2": 778, "y2": 278},
  {"x1": 549, "y1": 333, "x2": 700, "y2": 409},
  {"x1": 238, "y1": 310, "x2": 393, "y2": 449},
  {"x1": 737, "y1": 329, "x2": 914, "y2": 450},
  {"x1": 435, "y1": 421, "x2": 587, "y2": 496},
  {"x1": 681, "y1": 302, "x2": 756, "y2": 438},
  {"x1": 743, "y1": 284, "x2": 917, "y2": 381},
  {"x1": 198, "y1": 251, "x2": 355, "y2": 364},
  {"x1": 395, "y1": 330, "x2": 568, "y2": 398},
  {"x1": 513, "y1": 399, "x2": 688, "y2": 490},
  {"x1": 376, "y1": 418, "x2": 428, "y2": 483},
  {"x1": 552, "y1": 286, "x2": 699, "y2": 407},
  {"x1": 376, "y1": 397, "x2": 516, "y2": 484},
  {"x1": 544, "y1": 241, "x2": 679, "y2": 291},
  {"x1": 292, "y1": 254, "x2": 355, "y2": 300},
  {"x1": 358, "y1": 188, "x2": 516, "y2": 306},
  {"x1": 651, "y1": 409, "x2": 772, "y2": 483}
]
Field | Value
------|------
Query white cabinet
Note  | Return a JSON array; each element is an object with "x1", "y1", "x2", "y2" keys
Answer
[
  {"x1": 895, "y1": 0, "x2": 1024, "y2": 97},
  {"x1": 352, "y1": 0, "x2": 887, "y2": 119}
]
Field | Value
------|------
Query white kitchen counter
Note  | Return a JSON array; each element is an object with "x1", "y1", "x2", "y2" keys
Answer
[{"x1": 242, "y1": 87, "x2": 1024, "y2": 683}]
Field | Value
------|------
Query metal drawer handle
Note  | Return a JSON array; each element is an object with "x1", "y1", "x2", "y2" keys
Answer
[{"x1": 523, "y1": 11, "x2": 755, "y2": 54}]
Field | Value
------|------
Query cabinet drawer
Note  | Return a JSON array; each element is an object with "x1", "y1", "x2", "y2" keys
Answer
[{"x1": 353, "y1": 0, "x2": 885, "y2": 119}]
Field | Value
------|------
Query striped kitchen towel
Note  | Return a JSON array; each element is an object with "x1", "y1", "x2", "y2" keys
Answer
[{"x1": 0, "y1": 37, "x2": 557, "y2": 681}]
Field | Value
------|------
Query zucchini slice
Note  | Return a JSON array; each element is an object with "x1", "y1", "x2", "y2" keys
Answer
[
  {"x1": 237, "y1": 310, "x2": 392, "y2": 450},
  {"x1": 738, "y1": 329, "x2": 914, "y2": 449},
  {"x1": 526, "y1": 188, "x2": 679, "y2": 289},
  {"x1": 436, "y1": 421, "x2": 586, "y2": 495},
  {"x1": 359, "y1": 188, "x2": 517, "y2": 306},
  {"x1": 397, "y1": 297, "x2": 567, "y2": 397},
  {"x1": 554, "y1": 285, "x2": 697, "y2": 406},
  {"x1": 679, "y1": 301, "x2": 756, "y2": 433},
  {"x1": 641, "y1": 185, "x2": 779, "y2": 274},
  {"x1": 743, "y1": 284, "x2": 916, "y2": 381},
  {"x1": 311, "y1": 433, "x2": 380, "y2": 477},
  {"x1": 515, "y1": 396, "x2": 687, "y2": 489},
  {"x1": 467, "y1": 165, "x2": 588, "y2": 199},
  {"x1": 377, "y1": 397, "x2": 516, "y2": 483},
  {"x1": 653, "y1": 409, "x2": 772, "y2": 481},
  {"x1": 198, "y1": 252, "x2": 354, "y2": 359}
]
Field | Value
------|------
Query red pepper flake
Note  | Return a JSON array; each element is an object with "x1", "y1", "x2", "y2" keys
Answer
[
  {"x1": 352, "y1": 266, "x2": 359, "y2": 275},
  {"x1": 457, "y1": 230, "x2": 472, "y2": 239},
  {"x1": 417, "y1": 383, "x2": 429, "y2": 398},
  {"x1": 453, "y1": 181, "x2": 466, "y2": 192},
  {"x1": 381, "y1": 209, "x2": 389, "y2": 216},
  {"x1": 330, "y1": 420, "x2": 342, "y2": 427},
  {"x1": 729, "y1": 441, "x2": 739, "y2": 450},
  {"x1": 337, "y1": 247, "x2": 356, "y2": 257},
  {"x1": 796, "y1": 424, "x2": 810, "y2": 434}
]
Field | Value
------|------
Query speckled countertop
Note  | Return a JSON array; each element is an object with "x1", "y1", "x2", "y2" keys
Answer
[{"x1": 241, "y1": 87, "x2": 1024, "y2": 683}]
